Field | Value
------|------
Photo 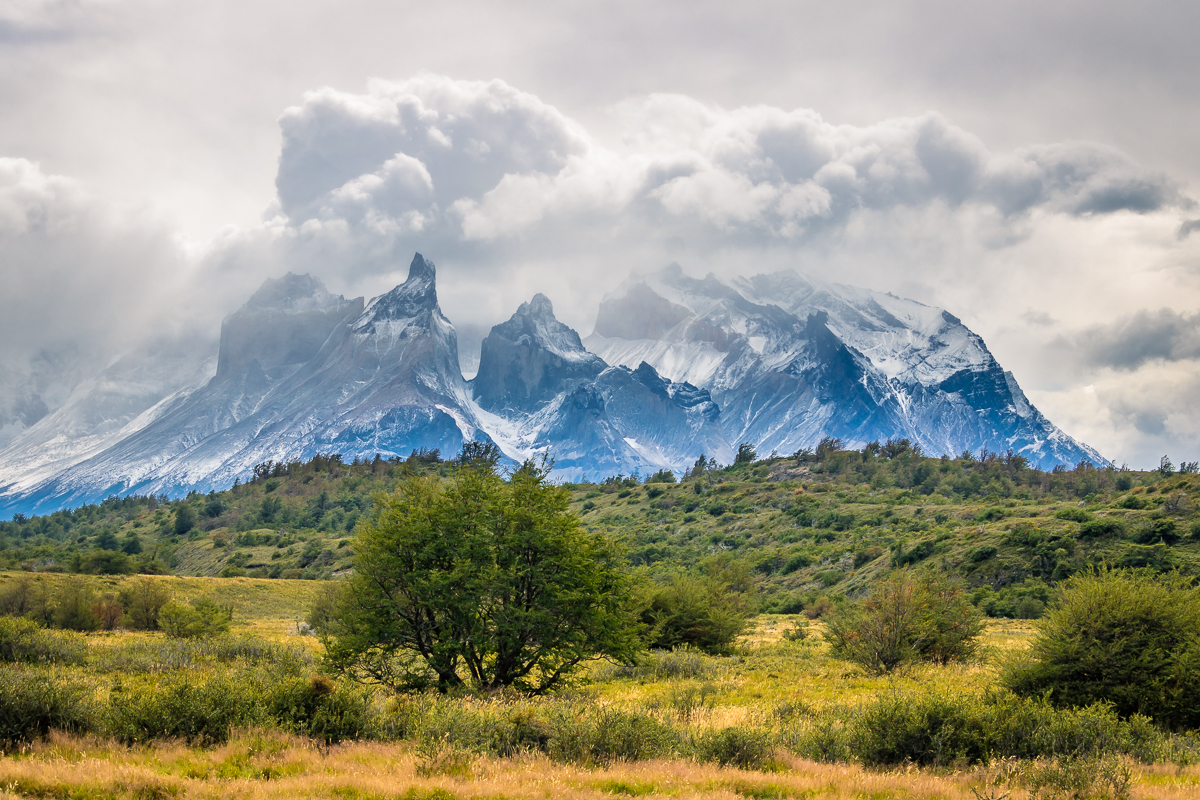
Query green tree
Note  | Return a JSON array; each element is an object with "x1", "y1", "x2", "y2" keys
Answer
[
  {"x1": 173, "y1": 503, "x2": 197, "y2": 536},
  {"x1": 734, "y1": 442, "x2": 757, "y2": 465},
  {"x1": 1003, "y1": 568, "x2": 1200, "y2": 729},
  {"x1": 117, "y1": 577, "x2": 172, "y2": 630},
  {"x1": 120, "y1": 531, "x2": 143, "y2": 555},
  {"x1": 52, "y1": 578, "x2": 99, "y2": 632},
  {"x1": 322, "y1": 460, "x2": 641, "y2": 693},
  {"x1": 642, "y1": 575, "x2": 750, "y2": 655},
  {"x1": 158, "y1": 597, "x2": 233, "y2": 638}
]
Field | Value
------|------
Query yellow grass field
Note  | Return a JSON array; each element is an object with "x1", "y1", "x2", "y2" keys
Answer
[
  {"x1": 1, "y1": 731, "x2": 1198, "y2": 800},
  {"x1": 1, "y1": 574, "x2": 1197, "y2": 799}
]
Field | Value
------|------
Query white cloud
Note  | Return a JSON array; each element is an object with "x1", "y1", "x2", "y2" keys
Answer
[{"x1": 271, "y1": 77, "x2": 1185, "y2": 265}]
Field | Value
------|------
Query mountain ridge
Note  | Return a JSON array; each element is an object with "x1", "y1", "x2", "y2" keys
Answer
[{"x1": 0, "y1": 254, "x2": 1107, "y2": 514}]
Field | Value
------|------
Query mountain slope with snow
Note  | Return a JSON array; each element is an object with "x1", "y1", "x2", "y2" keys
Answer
[
  {"x1": 585, "y1": 264, "x2": 1106, "y2": 468},
  {"x1": 0, "y1": 255, "x2": 1106, "y2": 515}
]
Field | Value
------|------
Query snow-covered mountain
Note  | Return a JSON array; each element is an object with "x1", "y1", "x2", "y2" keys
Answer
[
  {"x1": 585, "y1": 264, "x2": 1106, "y2": 468},
  {"x1": 0, "y1": 254, "x2": 1106, "y2": 515},
  {"x1": 470, "y1": 293, "x2": 732, "y2": 481}
]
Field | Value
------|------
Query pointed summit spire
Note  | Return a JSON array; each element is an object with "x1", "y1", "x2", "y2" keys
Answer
[{"x1": 408, "y1": 252, "x2": 436, "y2": 282}]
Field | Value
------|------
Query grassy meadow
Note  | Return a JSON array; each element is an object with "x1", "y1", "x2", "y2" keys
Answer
[
  {"x1": 3, "y1": 448, "x2": 1200, "y2": 797},
  {"x1": 1, "y1": 573, "x2": 1198, "y2": 799}
]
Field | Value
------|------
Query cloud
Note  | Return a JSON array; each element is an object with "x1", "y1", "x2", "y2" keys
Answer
[
  {"x1": 271, "y1": 76, "x2": 1186, "y2": 268},
  {"x1": 0, "y1": 157, "x2": 215, "y2": 365},
  {"x1": 1058, "y1": 308, "x2": 1200, "y2": 371}
]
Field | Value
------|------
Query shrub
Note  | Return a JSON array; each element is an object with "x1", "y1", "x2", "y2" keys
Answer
[
  {"x1": 158, "y1": 598, "x2": 233, "y2": 638},
  {"x1": 823, "y1": 570, "x2": 983, "y2": 674},
  {"x1": 0, "y1": 576, "x2": 55, "y2": 624},
  {"x1": 694, "y1": 726, "x2": 776, "y2": 769},
  {"x1": 118, "y1": 577, "x2": 172, "y2": 631},
  {"x1": 642, "y1": 576, "x2": 750, "y2": 655},
  {"x1": 786, "y1": 689, "x2": 1171, "y2": 767},
  {"x1": 105, "y1": 674, "x2": 264, "y2": 745},
  {"x1": 0, "y1": 667, "x2": 97, "y2": 745},
  {"x1": 0, "y1": 616, "x2": 87, "y2": 665},
  {"x1": 1079, "y1": 517, "x2": 1123, "y2": 538},
  {"x1": 547, "y1": 707, "x2": 676, "y2": 764},
  {"x1": 52, "y1": 578, "x2": 99, "y2": 631},
  {"x1": 268, "y1": 674, "x2": 375, "y2": 744},
  {"x1": 1003, "y1": 568, "x2": 1200, "y2": 729}
]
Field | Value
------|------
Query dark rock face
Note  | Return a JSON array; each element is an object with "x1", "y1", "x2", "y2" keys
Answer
[{"x1": 473, "y1": 293, "x2": 605, "y2": 412}]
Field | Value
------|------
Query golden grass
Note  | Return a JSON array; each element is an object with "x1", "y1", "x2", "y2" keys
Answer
[{"x1": 0, "y1": 731, "x2": 1197, "y2": 800}]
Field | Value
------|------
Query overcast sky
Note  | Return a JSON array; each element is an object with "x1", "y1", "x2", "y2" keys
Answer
[{"x1": 1, "y1": 0, "x2": 1198, "y2": 469}]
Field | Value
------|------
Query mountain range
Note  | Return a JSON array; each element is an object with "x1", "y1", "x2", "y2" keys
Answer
[{"x1": 0, "y1": 253, "x2": 1106, "y2": 515}]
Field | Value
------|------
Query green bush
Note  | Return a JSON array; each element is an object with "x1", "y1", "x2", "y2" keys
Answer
[
  {"x1": 0, "y1": 667, "x2": 97, "y2": 745},
  {"x1": 642, "y1": 576, "x2": 750, "y2": 655},
  {"x1": 693, "y1": 726, "x2": 776, "y2": 769},
  {"x1": 158, "y1": 598, "x2": 233, "y2": 638},
  {"x1": 823, "y1": 570, "x2": 983, "y2": 674},
  {"x1": 786, "y1": 689, "x2": 1171, "y2": 768},
  {"x1": 267, "y1": 674, "x2": 375, "y2": 744},
  {"x1": 0, "y1": 616, "x2": 87, "y2": 665},
  {"x1": 1003, "y1": 568, "x2": 1200, "y2": 729},
  {"x1": 1079, "y1": 517, "x2": 1123, "y2": 538},
  {"x1": 547, "y1": 707, "x2": 676, "y2": 764},
  {"x1": 118, "y1": 577, "x2": 172, "y2": 630},
  {"x1": 52, "y1": 577, "x2": 99, "y2": 631},
  {"x1": 105, "y1": 674, "x2": 264, "y2": 745}
]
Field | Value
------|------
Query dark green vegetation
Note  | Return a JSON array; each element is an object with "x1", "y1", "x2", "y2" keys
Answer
[
  {"x1": 5, "y1": 442, "x2": 1199, "y2": 626},
  {"x1": 823, "y1": 569, "x2": 984, "y2": 674},
  {"x1": 1005, "y1": 568, "x2": 1200, "y2": 730},
  {"x1": 322, "y1": 456, "x2": 641, "y2": 693}
]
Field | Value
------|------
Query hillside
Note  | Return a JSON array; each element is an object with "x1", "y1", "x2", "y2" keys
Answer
[{"x1": 1, "y1": 443, "x2": 1195, "y2": 618}]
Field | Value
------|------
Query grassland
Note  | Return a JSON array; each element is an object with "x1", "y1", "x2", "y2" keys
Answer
[
  {"x1": 3, "y1": 447, "x2": 1200, "y2": 797},
  {"x1": 0, "y1": 573, "x2": 1197, "y2": 799}
]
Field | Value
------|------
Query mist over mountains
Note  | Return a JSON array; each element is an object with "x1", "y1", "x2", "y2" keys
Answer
[{"x1": 0, "y1": 253, "x2": 1105, "y2": 515}]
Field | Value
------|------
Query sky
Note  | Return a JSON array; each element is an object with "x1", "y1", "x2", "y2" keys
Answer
[{"x1": 0, "y1": 0, "x2": 1198, "y2": 469}]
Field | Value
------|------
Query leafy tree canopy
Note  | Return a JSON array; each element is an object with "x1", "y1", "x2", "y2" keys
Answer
[{"x1": 321, "y1": 458, "x2": 642, "y2": 694}]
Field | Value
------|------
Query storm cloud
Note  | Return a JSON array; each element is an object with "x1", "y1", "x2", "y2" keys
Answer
[{"x1": 1064, "y1": 309, "x2": 1200, "y2": 371}]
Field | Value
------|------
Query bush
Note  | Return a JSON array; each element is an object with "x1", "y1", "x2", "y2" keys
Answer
[
  {"x1": 0, "y1": 617, "x2": 87, "y2": 665},
  {"x1": 823, "y1": 570, "x2": 983, "y2": 674},
  {"x1": 643, "y1": 576, "x2": 750, "y2": 655},
  {"x1": 547, "y1": 707, "x2": 676, "y2": 764},
  {"x1": 0, "y1": 576, "x2": 55, "y2": 624},
  {"x1": 1003, "y1": 568, "x2": 1200, "y2": 729},
  {"x1": 694, "y1": 726, "x2": 776, "y2": 769},
  {"x1": 267, "y1": 674, "x2": 375, "y2": 744},
  {"x1": 52, "y1": 577, "x2": 100, "y2": 631},
  {"x1": 106, "y1": 674, "x2": 264, "y2": 745},
  {"x1": 786, "y1": 689, "x2": 1172, "y2": 768},
  {"x1": 1079, "y1": 517, "x2": 1123, "y2": 538},
  {"x1": 118, "y1": 577, "x2": 172, "y2": 630},
  {"x1": 158, "y1": 598, "x2": 233, "y2": 638},
  {"x1": 0, "y1": 667, "x2": 97, "y2": 746}
]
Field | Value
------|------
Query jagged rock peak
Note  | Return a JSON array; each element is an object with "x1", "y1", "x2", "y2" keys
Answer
[
  {"x1": 244, "y1": 273, "x2": 344, "y2": 313},
  {"x1": 493, "y1": 293, "x2": 595, "y2": 362},
  {"x1": 356, "y1": 253, "x2": 441, "y2": 330}
]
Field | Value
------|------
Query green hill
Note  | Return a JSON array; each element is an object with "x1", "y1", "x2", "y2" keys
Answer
[{"x1": 2, "y1": 444, "x2": 1197, "y2": 619}]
